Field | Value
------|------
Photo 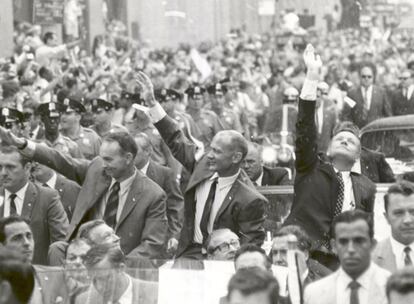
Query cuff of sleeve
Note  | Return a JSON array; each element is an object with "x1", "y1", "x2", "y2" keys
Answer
[
  {"x1": 148, "y1": 103, "x2": 167, "y2": 124},
  {"x1": 300, "y1": 78, "x2": 319, "y2": 101},
  {"x1": 20, "y1": 140, "x2": 36, "y2": 158}
]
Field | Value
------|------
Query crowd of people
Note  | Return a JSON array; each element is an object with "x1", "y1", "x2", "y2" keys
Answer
[{"x1": 1, "y1": 10, "x2": 414, "y2": 304}]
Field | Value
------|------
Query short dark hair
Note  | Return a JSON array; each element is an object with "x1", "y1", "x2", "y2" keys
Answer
[
  {"x1": 384, "y1": 181, "x2": 414, "y2": 212},
  {"x1": 0, "y1": 248, "x2": 35, "y2": 304},
  {"x1": 0, "y1": 216, "x2": 31, "y2": 244},
  {"x1": 103, "y1": 132, "x2": 138, "y2": 159},
  {"x1": 0, "y1": 145, "x2": 31, "y2": 167},
  {"x1": 332, "y1": 210, "x2": 374, "y2": 240},
  {"x1": 359, "y1": 61, "x2": 377, "y2": 80},
  {"x1": 43, "y1": 32, "x2": 55, "y2": 44},
  {"x1": 77, "y1": 219, "x2": 106, "y2": 244},
  {"x1": 275, "y1": 225, "x2": 312, "y2": 252},
  {"x1": 386, "y1": 268, "x2": 414, "y2": 299},
  {"x1": 84, "y1": 243, "x2": 125, "y2": 269},
  {"x1": 234, "y1": 244, "x2": 272, "y2": 270},
  {"x1": 227, "y1": 267, "x2": 279, "y2": 304}
]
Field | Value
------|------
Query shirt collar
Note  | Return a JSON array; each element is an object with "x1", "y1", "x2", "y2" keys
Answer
[
  {"x1": 255, "y1": 170, "x2": 264, "y2": 186},
  {"x1": 390, "y1": 237, "x2": 413, "y2": 255},
  {"x1": 5, "y1": 182, "x2": 29, "y2": 201},
  {"x1": 210, "y1": 169, "x2": 240, "y2": 190},
  {"x1": 45, "y1": 172, "x2": 57, "y2": 189},
  {"x1": 110, "y1": 169, "x2": 137, "y2": 195},
  {"x1": 338, "y1": 263, "x2": 374, "y2": 291},
  {"x1": 140, "y1": 161, "x2": 150, "y2": 175},
  {"x1": 350, "y1": 159, "x2": 361, "y2": 174}
]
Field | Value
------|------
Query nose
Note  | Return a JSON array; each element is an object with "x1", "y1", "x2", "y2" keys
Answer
[
  {"x1": 347, "y1": 241, "x2": 356, "y2": 254},
  {"x1": 111, "y1": 233, "x2": 120, "y2": 244},
  {"x1": 403, "y1": 211, "x2": 413, "y2": 224}
]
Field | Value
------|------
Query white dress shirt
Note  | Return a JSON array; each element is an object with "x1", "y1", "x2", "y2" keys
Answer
[
  {"x1": 390, "y1": 237, "x2": 414, "y2": 269},
  {"x1": 4, "y1": 182, "x2": 29, "y2": 217},
  {"x1": 193, "y1": 170, "x2": 240, "y2": 244},
  {"x1": 336, "y1": 263, "x2": 373, "y2": 304},
  {"x1": 116, "y1": 274, "x2": 133, "y2": 304},
  {"x1": 361, "y1": 85, "x2": 373, "y2": 110},
  {"x1": 316, "y1": 100, "x2": 324, "y2": 134},
  {"x1": 334, "y1": 169, "x2": 356, "y2": 211},
  {"x1": 102, "y1": 169, "x2": 137, "y2": 223},
  {"x1": 255, "y1": 171, "x2": 264, "y2": 186}
]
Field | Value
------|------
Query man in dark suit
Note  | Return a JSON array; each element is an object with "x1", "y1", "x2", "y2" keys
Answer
[
  {"x1": 285, "y1": 45, "x2": 376, "y2": 268},
  {"x1": 242, "y1": 142, "x2": 291, "y2": 186},
  {"x1": 136, "y1": 72, "x2": 268, "y2": 259},
  {"x1": 134, "y1": 132, "x2": 184, "y2": 255},
  {"x1": 0, "y1": 130, "x2": 168, "y2": 259},
  {"x1": 390, "y1": 69, "x2": 414, "y2": 115},
  {"x1": 0, "y1": 146, "x2": 68, "y2": 265},
  {"x1": 342, "y1": 62, "x2": 392, "y2": 128},
  {"x1": 31, "y1": 162, "x2": 81, "y2": 221}
]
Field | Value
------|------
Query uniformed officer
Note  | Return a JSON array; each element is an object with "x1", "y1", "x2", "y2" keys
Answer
[
  {"x1": 36, "y1": 102, "x2": 84, "y2": 158},
  {"x1": 59, "y1": 98, "x2": 102, "y2": 160},
  {"x1": 207, "y1": 83, "x2": 243, "y2": 133},
  {"x1": 119, "y1": 91, "x2": 141, "y2": 125},
  {"x1": 0, "y1": 107, "x2": 25, "y2": 137},
  {"x1": 89, "y1": 98, "x2": 128, "y2": 137},
  {"x1": 185, "y1": 85, "x2": 224, "y2": 148}
]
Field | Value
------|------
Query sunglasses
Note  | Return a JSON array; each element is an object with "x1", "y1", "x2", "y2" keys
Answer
[{"x1": 361, "y1": 75, "x2": 373, "y2": 79}]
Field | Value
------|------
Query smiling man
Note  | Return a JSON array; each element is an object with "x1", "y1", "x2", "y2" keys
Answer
[
  {"x1": 304, "y1": 210, "x2": 390, "y2": 304},
  {"x1": 373, "y1": 181, "x2": 414, "y2": 272}
]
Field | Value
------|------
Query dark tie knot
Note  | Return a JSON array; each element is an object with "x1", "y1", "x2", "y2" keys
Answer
[
  {"x1": 349, "y1": 280, "x2": 360, "y2": 290},
  {"x1": 405, "y1": 246, "x2": 411, "y2": 254},
  {"x1": 9, "y1": 193, "x2": 17, "y2": 200},
  {"x1": 111, "y1": 182, "x2": 120, "y2": 192}
]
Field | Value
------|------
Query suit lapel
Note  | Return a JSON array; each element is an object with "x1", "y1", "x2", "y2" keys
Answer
[
  {"x1": 115, "y1": 173, "x2": 142, "y2": 230},
  {"x1": 185, "y1": 156, "x2": 214, "y2": 192},
  {"x1": 146, "y1": 161, "x2": 155, "y2": 180},
  {"x1": 214, "y1": 177, "x2": 242, "y2": 223},
  {"x1": 21, "y1": 182, "x2": 37, "y2": 218},
  {"x1": 262, "y1": 167, "x2": 270, "y2": 186},
  {"x1": 350, "y1": 173, "x2": 363, "y2": 209}
]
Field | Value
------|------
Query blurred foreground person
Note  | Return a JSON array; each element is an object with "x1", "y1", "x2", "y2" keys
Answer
[
  {"x1": 386, "y1": 268, "x2": 414, "y2": 304},
  {"x1": 304, "y1": 210, "x2": 390, "y2": 304},
  {"x1": 0, "y1": 248, "x2": 34, "y2": 304},
  {"x1": 234, "y1": 244, "x2": 272, "y2": 271}
]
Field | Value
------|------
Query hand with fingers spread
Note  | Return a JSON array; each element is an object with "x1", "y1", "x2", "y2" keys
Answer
[
  {"x1": 135, "y1": 71, "x2": 157, "y2": 107},
  {"x1": 0, "y1": 126, "x2": 26, "y2": 148},
  {"x1": 303, "y1": 44, "x2": 322, "y2": 81}
]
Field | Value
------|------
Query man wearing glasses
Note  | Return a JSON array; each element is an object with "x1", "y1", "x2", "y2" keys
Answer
[
  {"x1": 390, "y1": 70, "x2": 414, "y2": 116},
  {"x1": 206, "y1": 228, "x2": 240, "y2": 261},
  {"x1": 342, "y1": 62, "x2": 392, "y2": 128}
]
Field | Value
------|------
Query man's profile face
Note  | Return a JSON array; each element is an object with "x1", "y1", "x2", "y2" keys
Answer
[
  {"x1": 328, "y1": 131, "x2": 360, "y2": 161},
  {"x1": 385, "y1": 193, "x2": 414, "y2": 245},
  {"x1": 388, "y1": 291, "x2": 414, "y2": 304},
  {"x1": 208, "y1": 133, "x2": 240, "y2": 175},
  {"x1": 60, "y1": 111, "x2": 79, "y2": 130},
  {"x1": 228, "y1": 289, "x2": 272, "y2": 304},
  {"x1": 100, "y1": 141, "x2": 132, "y2": 180},
  {"x1": 0, "y1": 151, "x2": 30, "y2": 193},
  {"x1": 242, "y1": 146, "x2": 262, "y2": 182},
  {"x1": 88, "y1": 224, "x2": 120, "y2": 247},
  {"x1": 333, "y1": 219, "x2": 373, "y2": 278},
  {"x1": 4, "y1": 221, "x2": 34, "y2": 263}
]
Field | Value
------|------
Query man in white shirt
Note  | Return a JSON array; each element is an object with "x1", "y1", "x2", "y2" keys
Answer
[
  {"x1": 373, "y1": 181, "x2": 414, "y2": 272},
  {"x1": 76, "y1": 243, "x2": 158, "y2": 304},
  {"x1": 304, "y1": 210, "x2": 390, "y2": 304}
]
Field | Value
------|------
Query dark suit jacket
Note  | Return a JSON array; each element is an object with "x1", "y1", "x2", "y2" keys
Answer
[
  {"x1": 316, "y1": 100, "x2": 337, "y2": 153},
  {"x1": 55, "y1": 174, "x2": 81, "y2": 221},
  {"x1": 154, "y1": 115, "x2": 268, "y2": 255},
  {"x1": 360, "y1": 147, "x2": 395, "y2": 183},
  {"x1": 372, "y1": 237, "x2": 397, "y2": 273},
  {"x1": 390, "y1": 86, "x2": 414, "y2": 116},
  {"x1": 29, "y1": 144, "x2": 168, "y2": 259},
  {"x1": 284, "y1": 99, "x2": 376, "y2": 249},
  {"x1": 262, "y1": 166, "x2": 291, "y2": 186},
  {"x1": 342, "y1": 85, "x2": 392, "y2": 128},
  {"x1": 33, "y1": 265, "x2": 70, "y2": 304},
  {"x1": 0, "y1": 183, "x2": 68, "y2": 265},
  {"x1": 146, "y1": 160, "x2": 184, "y2": 240}
]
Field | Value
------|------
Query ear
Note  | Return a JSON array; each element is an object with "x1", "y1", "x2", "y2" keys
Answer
[
  {"x1": 125, "y1": 152, "x2": 134, "y2": 164},
  {"x1": 303, "y1": 249, "x2": 309, "y2": 261},
  {"x1": 24, "y1": 161, "x2": 32, "y2": 173},
  {"x1": 232, "y1": 151, "x2": 243, "y2": 164}
]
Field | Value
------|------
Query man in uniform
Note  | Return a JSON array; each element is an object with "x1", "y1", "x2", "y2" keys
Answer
[
  {"x1": 36, "y1": 102, "x2": 83, "y2": 158},
  {"x1": 185, "y1": 85, "x2": 224, "y2": 148},
  {"x1": 59, "y1": 98, "x2": 102, "y2": 159},
  {"x1": 0, "y1": 107, "x2": 25, "y2": 137},
  {"x1": 207, "y1": 83, "x2": 243, "y2": 134},
  {"x1": 89, "y1": 98, "x2": 128, "y2": 137}
]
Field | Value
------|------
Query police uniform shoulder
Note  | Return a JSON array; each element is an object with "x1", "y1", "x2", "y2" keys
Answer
[
  {"x1": 111, "y1": 123, "x2": 128, "y2": 132},
  {"x1": 81, "y1": 127, "x2": 101, "y2": 138}
]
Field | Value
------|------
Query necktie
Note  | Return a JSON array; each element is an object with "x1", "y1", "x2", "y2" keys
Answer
[
  {"x1": 334, "y1": 172, "x2": 344, "y2": 217},
  {"x1": 103, "y1": 182, "x2": 121, "y2": 228},
  {"x1": 404, "y1": 246, "x2": 412, "y2": 266},
  {"x1": 200, "y1": 178, "x2": 218, "y2": 242},
  {"x1": 349, "y1": 280, "x2": 360, "y2": 304},
  {"x1": 9, "y1": 193, "x2": 17, "y2": 216},
  {"x1": 42, "y1": 183, "x2": 49, "y2": 188}
]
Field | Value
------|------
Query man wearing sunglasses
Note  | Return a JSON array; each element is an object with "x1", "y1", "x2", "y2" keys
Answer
[
  {"x1": 342, "y1": 62, "x2": 392, "y2": 128},
  {"x1": 390, "y1": 70, "x2": 414, "y2": 116}
]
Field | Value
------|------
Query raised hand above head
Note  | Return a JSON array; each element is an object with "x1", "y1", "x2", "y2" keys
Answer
[
  {"x1": 303, "y1": 44, "x2": 322, "y2": 81},
  {"x1": 135, "y1": 71, "x2": 157, "y2": 107}
]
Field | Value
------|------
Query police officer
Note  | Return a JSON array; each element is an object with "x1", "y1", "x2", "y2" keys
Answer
[
  {"x1": 89, "y1": 98, "x2": 128, "y2": 137},
  {"x1": 185, "y1": 85, "x2": 223, "y2": 147},
  {"x1": 36, "y1": 102, "x2": 83, "y2": 158},
  {"x1": 119, "y1": 91, "x2": 141, "y2": 125},
  {"x1": 0, "y1": 108, "x2": 25, "y2": 137},
  {"x1": 207, "y1": 83, "x2": 243, "y2": 134},
  {"x1": 59, "y1": 98, "x2": 102, "y2": 160}
]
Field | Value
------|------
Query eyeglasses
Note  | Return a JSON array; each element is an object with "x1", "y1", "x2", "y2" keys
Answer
[
  {"x1": 213, "y1": 239, "x2": 240, "y2": 253},
  {"x1": 361, "y1": 75, "x2": 373, "y2": 79}
]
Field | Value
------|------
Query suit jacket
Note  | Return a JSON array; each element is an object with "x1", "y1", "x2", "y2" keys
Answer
[
  {"x1": 29, "y1": 144, "x2": 168, "y2": 259},
  {"x1": 262, "y1": 166, "x2": 291, "y2": 186},
  {"x1": 360, "y1": 147, "x2": 395, "y2": 183},
  {"x1": 75, "y1": 275, "x2": 158, "y2": 304},
  {"x1": 304, "y1": 263, "x2": 390, "y2": 304},
  {"x1": 342, "y1": 85, "x2": 392, "y2": 128},
  {"x1": 0, "y1": 183, "x2": 68, "y2": 265},
  {"x1": 284, "y1": 100, "x2": 376, "y2": 249},
  {"x1": 372, "y1": 237, "x2": 397, "y2": 273},
  {"x1": 390, "y1": 86, "x2": 414, "y2": 116},
  {"x1": 55, "y1": 174, "x2": 81, "y2": 221},
  {"x1": 33, "y1": 265, "x2": 70, "y2": 304},
  {"x1": 146, "y1": 160, "x2": 184, "y2": 240},
  {"x1": 154, "y1": 115, "x2": 268, "y2": 255},
  {"x1": 316, "y1": 100, "x2": 337, "y2": 153}
]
